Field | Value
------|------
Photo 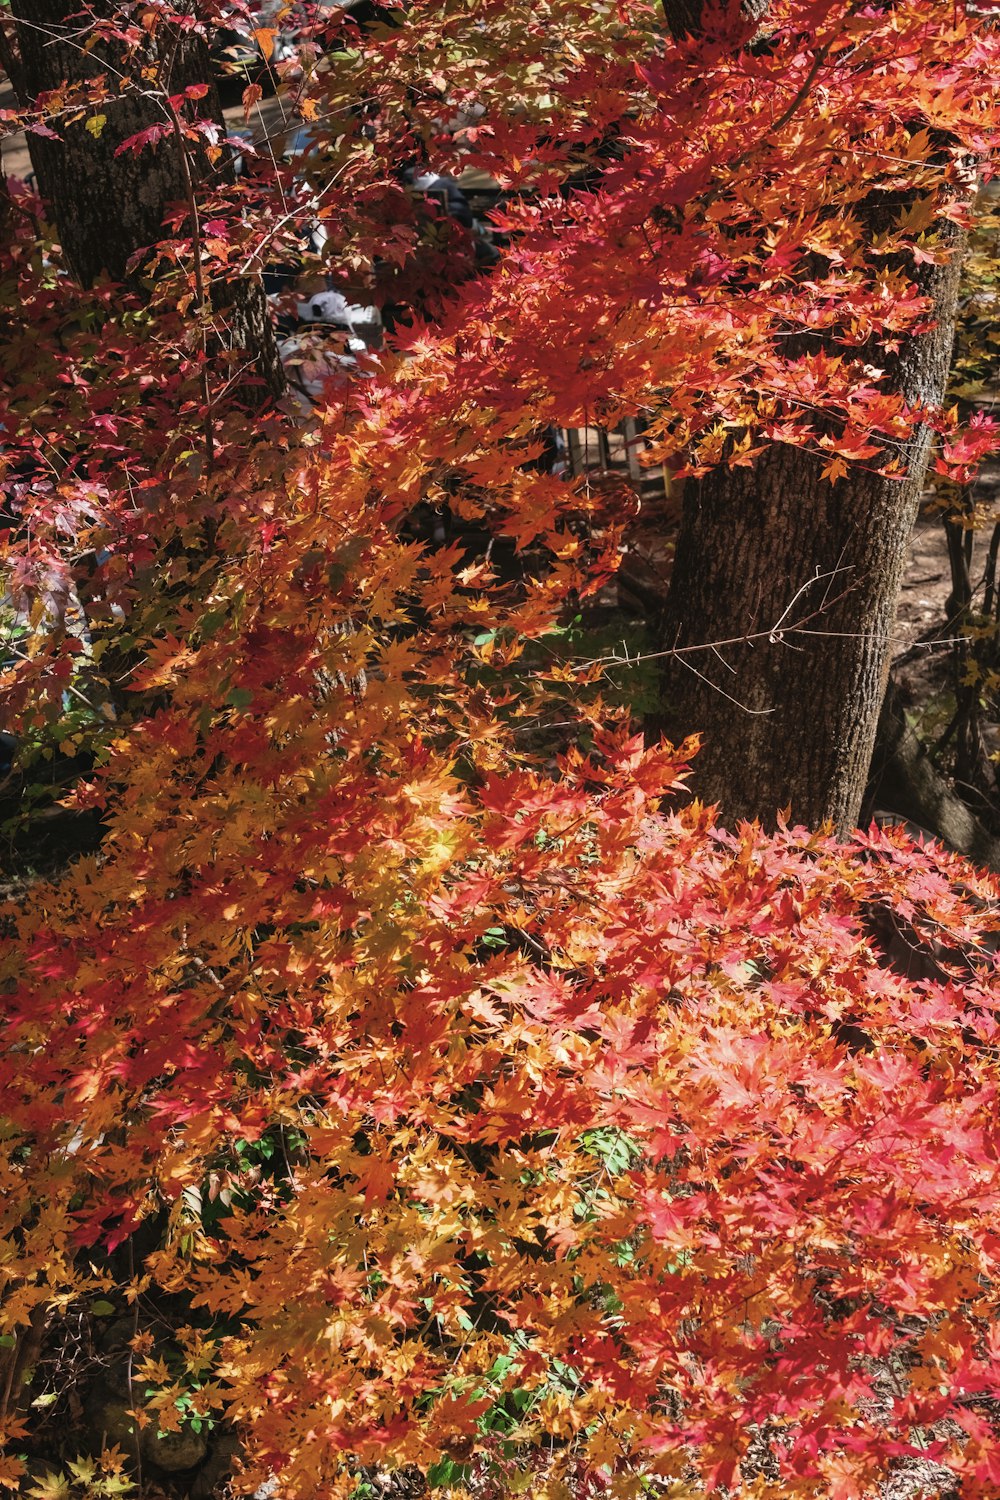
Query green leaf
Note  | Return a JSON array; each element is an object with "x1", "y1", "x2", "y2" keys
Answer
[
  {"x1": 581, "y1": 1126, "x2": 642, "y2": 1175},
  {"x1": 427, "y1": 1457, "x2": 470, "y2": 1488},
  {"x1": 199, "y1": 609, "x2": 227, "y2": 640}
]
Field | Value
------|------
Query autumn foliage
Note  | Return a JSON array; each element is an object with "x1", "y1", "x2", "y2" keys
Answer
[{"x1": 3, "y1": 1, "x2": 1000, "y2": 1496}]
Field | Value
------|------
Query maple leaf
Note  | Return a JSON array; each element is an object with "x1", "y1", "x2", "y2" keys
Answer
[
  {"x1": 114, "y1": 124, "x2": 173, "y2": 157},
  {"x1": 3, "y1": 3, "x2": 1000, "y2": 1497}
]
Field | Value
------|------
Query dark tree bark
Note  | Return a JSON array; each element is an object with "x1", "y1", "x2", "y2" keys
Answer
[
  {"x1": 7, "y1": 0, "x2": 282, "y2": 398},
  {"x1": 665, "y1": 0, "x2": 767, "y2": 39},
  {"x1": 653, "y1": 0, "x2": 965, "y2": 833},
  {"x1": 0, "y1": 139, "x2": 8, "y2": 256}
]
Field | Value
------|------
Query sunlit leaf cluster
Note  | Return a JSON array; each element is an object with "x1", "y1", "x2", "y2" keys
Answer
[{"x1": 2, "y1": 1, "x2": 1000, "y2": 1496}]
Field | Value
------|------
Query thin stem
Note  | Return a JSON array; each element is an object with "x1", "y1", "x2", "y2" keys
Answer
[{"x1": 168, "y1": 95, "x2": 215, "y2": 472}]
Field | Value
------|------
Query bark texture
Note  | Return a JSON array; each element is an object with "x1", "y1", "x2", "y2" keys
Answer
[
  {"x1": 655, "y1": 0, "x2": 966, "y2": 832},
  {"x1": 0, "y1": 139, "x2": 8, "y2": 259},
  {"x1": 665, "y1": 0, "x2": 767, "y2": 39},
  {"x1": 8, "y1": 1, "x2": 282, "y2": 398},
  {"x1": 656, "y1": 274, "x2": 960, "y2": 833}
]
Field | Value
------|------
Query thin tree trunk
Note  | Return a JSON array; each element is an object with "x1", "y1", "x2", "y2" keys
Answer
[
  {"x1": 7, "y1": 0, "x2": 282, "y2": 399},
  {"x1": 653, "y1": 0, "x2": 965, "y2": 833},
  {"x1": 0, "y1": 137, "x2": 8, "y2": 259}
]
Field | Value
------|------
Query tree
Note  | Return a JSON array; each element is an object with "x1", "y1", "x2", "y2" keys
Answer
[
  {"x1": 4, "y1": 0, "x2": 282, "y2": 399},
  {"x1": 2, "y1": 3, "x2": 1000, "y2": 1498},
  {"x1": 651, "y1": 0, "x2": 973, "y2": 832}
]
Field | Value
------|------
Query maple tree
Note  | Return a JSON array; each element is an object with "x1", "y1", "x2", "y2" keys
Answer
[
  {"x1": 3, "y1": 0, "x2": 282, "y2": 402},
  {"x1": 652, "y1": 0, "x2": 977, "y2": 829},
  {"x1": 2, "y1": 2, "x2": 1000, "y2": 1499}
]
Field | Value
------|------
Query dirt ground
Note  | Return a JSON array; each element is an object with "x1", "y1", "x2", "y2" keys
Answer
[
  {"x1": 901, "y1": 509, "x2": 1000, "y2": 778},
  {"x1": 893, "y1": 508, "x2": 953, "y2": 656}
]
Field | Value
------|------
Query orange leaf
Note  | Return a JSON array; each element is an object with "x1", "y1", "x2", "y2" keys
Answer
[{"x1": 253, "y1": 27, "x2": 277, "y2": 62}]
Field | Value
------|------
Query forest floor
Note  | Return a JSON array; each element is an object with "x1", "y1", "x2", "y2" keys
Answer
[
  {"x1": 894, "y1": 506, "x2": 952, "y2": 657},
  {"x1": 891, "y1": 510, "x2": 959, "y2": 745},
  {"x1": 893, "y1": 499, "x2": 1000, "y2": 774}
]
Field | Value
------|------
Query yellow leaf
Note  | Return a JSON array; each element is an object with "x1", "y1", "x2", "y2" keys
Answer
[
  {"x1": 253, "y1": 27, "x2": 277, "y2": 61},
  {"x1": 86, "y1": 114, "x2": 107, "y2": 139},
  {"x1": 26, "y1": 1472, "x2": 70, "y2": 1500}
]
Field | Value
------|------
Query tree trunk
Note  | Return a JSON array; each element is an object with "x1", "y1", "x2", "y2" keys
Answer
[
  {"x1": 7, "y1": 0, "x2": 282, "y2": 399},
  {"x1": 653, "y1": 0, "x2": 965, "y2": 833},
  {"x1": 0, "y1": 137, "x2": 9, "y2": 259},
  {"x1": 656, "y1": 324, "x2": 959, "y2": 832}
]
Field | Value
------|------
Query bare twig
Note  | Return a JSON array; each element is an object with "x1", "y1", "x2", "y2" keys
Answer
[{"x1": 576, "y1": 566, "x2": 853, "y2": 673}]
